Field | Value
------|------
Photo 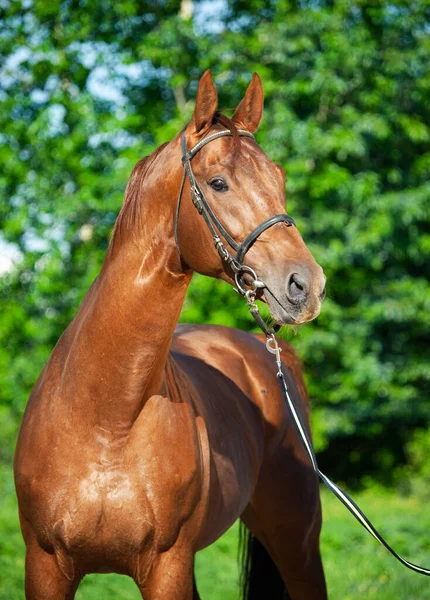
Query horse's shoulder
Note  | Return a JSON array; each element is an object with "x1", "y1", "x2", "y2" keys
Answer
[{"x1": 172, "y1": 323, "x2": 309, "y2": 411}]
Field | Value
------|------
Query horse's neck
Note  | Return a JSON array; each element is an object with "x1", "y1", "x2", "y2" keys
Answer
[{"x1": 61, "y1": 139, "x2": 190, "y2": 427}]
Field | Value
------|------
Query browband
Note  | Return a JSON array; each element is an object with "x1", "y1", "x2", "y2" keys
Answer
[{"x1": 182, "y1": 129, "x2": 255, "y2": 163}]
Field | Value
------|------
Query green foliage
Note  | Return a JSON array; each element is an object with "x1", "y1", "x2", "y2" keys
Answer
[
  {"x1": 396, "y1": 427, "x2": 430, "y2": 500},
  {"x1": 0, "y1": 0, "x2": 429, "y2": 488}
]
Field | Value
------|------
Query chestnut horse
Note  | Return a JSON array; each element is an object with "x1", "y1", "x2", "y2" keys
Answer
[{"x1": 14, "y1": 71, "x2": 327, "y2": 599}]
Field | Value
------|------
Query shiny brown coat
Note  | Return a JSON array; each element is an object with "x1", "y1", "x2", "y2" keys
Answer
[{"x1": 14, "y1": 71, "x2": 327, "y2": 599}]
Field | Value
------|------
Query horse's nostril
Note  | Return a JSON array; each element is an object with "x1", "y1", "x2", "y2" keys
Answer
[
  {"x1": 286, "y1": 272, "x2": 308, "y2": 304},
  {"x1": 293, "y1": 277, "x2": 304, "y2": 291},
  {"x1": 321, "y1": 286, "x2": 326, "y2": 300}
]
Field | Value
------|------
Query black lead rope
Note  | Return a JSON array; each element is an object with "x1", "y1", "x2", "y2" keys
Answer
[
  {"x1": 177, "y1": 125, "x2": 430, "y2": 575},
  {"x1": 265, "y1": 335, "x2": 430, "y2": 577}
]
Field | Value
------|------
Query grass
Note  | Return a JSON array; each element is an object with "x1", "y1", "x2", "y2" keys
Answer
[{"x1": 2, "y1": 465, "x2": 429, "y2": 599}]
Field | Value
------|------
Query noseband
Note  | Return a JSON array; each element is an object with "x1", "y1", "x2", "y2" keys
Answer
[{"x1": 174, "y1": 129, "x2": 295, "y2": 303}]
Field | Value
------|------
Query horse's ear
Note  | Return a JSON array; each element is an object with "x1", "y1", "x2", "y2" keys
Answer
[
  {"x1": 232, "y1": 73, "x2": 264, "y2": 133},
  {"x1": 189, "y1": 70, "x2": 218, "y2": 135}
]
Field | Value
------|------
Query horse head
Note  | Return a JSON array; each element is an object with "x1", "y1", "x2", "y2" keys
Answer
[{"x1": 175, "y1": 70, "x2": 326, "y2": 325}]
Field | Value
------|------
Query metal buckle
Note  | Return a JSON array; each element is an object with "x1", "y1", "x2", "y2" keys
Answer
[
  {"x1": 214, "y1": 236, "x2": 229, "y2": 260},
  {"x1": 190, "y1": 185, "x2": 203, "y2": 213}
]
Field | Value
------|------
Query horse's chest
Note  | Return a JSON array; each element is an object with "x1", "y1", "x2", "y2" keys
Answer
[
  {"x1": 74, "y1": 462, "x2": 141, "y2": 520},
  {"x1": 51, "y1": 398, "x2": 203, "y2": 559},
  {"x1": 55, "y1": 463, "x2": 152, "y2": 555}
]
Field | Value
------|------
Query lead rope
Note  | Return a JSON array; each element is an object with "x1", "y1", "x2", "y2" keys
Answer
[
  {"x1": 247, "y1": 297, "x2": 430, "y2": 576},
  {"x1": 178, "y1": 126, "x2": 429, "y2": 574}
]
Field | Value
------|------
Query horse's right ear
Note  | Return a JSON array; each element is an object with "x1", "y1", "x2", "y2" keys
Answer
[
  {"x1": 232, "y1": 73, "x2": 264, "y2": 133},
  {"x1": 188, "y1": 70, "x2": 218, "y2": 135}
]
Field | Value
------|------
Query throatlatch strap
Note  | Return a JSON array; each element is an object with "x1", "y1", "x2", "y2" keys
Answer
[{"x1": 277, "y1": 370, "x2": 430, "y2": 577}]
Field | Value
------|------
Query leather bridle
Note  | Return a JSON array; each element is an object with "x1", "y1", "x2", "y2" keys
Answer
[
  {"x1": 174, "y1": 129, "x2": 295, "y2": 304},
  {"x1": 173, "y1": 126, "x2": 430, "y2": 577}
]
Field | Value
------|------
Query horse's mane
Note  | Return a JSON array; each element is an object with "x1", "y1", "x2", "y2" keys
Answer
[
  {"x1": 108, "y1": 112, "x2": 238, "y2": 253},
  {"x1": 108, "y1": 142, "x2": 168, "y2": 252}
]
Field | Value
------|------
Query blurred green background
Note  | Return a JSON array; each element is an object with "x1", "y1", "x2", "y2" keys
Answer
[{"x1": 0, "y1": 0, "x2": 429, "y2": 597}]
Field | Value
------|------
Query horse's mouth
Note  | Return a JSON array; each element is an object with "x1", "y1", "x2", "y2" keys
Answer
[
  {"x1": 237, "y1": 272, "x2": 322, "y2": 326},
  {"x1": 258, "y1": 286, "x2": 320, "y2": 326},
  {"x1": 258, "y1": 287, "x2": 297, "y2": 325}
]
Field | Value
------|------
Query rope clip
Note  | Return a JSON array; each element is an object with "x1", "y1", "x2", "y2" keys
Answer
[
  {"x1": 245, "y1": 289, "x2": 257, "y2": 309},
  {"x1": 266, "y1": 334, "x2": 283, "y2": 376}
]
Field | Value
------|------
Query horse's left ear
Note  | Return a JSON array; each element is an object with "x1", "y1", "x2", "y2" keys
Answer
[{"x1": 232, "y1": 73, "x2": 264, "y2": 133}]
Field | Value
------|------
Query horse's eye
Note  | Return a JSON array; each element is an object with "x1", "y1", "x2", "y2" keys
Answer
[{"x1": 209, "y1": 177, "x2": 228, "y2": 192}]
